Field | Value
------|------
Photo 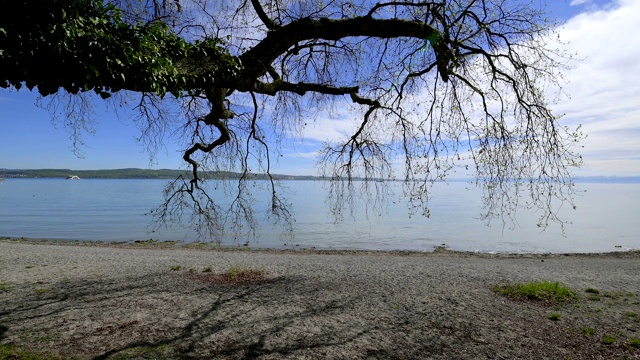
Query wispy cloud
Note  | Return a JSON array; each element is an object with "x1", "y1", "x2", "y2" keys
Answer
[
  {"x1": 555, "y1": 0, "x2": 640, "y2": 175},
  {"x1": 570, "y1": 0, "x2": 592, "y2": 6},
  {"x1": 293, "y1": 104, "x2": 361, "y2": 144}
]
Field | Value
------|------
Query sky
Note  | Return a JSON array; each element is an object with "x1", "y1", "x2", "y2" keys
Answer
[{"x1": 1, "y1": 0, "x2": 638, "y2": 176}]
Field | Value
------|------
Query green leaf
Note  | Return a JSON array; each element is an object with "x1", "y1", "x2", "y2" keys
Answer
[{"x1": 426, "y1": 31, "x2": 441, "y2": 47}]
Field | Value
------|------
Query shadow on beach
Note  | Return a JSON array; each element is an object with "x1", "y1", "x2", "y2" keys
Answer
[
  {"x1": 1, "y1": 242, "x2": 639, "y2": 359},
  {"x1": 1, "y1": 271, "x2": 453, "y2": 359}
]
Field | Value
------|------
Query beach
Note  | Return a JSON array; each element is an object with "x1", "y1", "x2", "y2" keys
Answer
[{"x1": 1, "y1": 240, "x2": 639, "y2": 359}]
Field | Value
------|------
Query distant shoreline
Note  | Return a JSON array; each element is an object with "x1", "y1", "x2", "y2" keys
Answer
[
  {"x1": 2, "y1": 237, "x2": 638, "y2": 259},
  {"x1": 2, "y1": 168, "x2": 640, "y2": 182},
  {"x1": 0, "y1": 168, "x2": 320, "y2": 180}
]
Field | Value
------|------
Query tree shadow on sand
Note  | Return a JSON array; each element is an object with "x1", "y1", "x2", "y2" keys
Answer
[
  {"x1": 0, "y1": 325, "x2": 7, "y2": 341},
  {"x1": 1, "y1": 270, "x2": 439, "y2": 359},
  {"x1": 4, "y1": 265, "x2": 629, "y2": 359},
  {"x1": 92, "y1": 277, "x2": 372, "y2": 359}
]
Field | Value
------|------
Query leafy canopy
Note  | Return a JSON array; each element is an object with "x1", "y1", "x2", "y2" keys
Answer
[{"x1": 0, "y1": 0, "x2": 239, "y2": 98}]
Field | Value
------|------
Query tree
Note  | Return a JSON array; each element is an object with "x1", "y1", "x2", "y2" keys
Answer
[{"x1": 0, "y1": 0, "x2": 582, "y2": 241}]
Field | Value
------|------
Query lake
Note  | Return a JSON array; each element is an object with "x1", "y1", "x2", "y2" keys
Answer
[{"x1": 0, "y1": 178, "x2": 638, "y2": 253}]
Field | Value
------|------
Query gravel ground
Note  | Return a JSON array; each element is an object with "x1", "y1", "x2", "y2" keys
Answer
[{"x1": 0, "y1": 240, "x2": 639, "y2": 359}]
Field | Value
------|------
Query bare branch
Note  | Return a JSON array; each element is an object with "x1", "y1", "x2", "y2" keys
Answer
[{"x1": 249, "y1": 0, "x2": 281, "y2": 30}]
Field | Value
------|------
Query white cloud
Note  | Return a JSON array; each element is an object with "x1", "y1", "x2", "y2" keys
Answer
[
  {"x1": 570, "y1": 0, "x2": 592, "y2": 5},
  {"x1": 554, "y1": 0, "x2": 640, "y2": 176},
  {"x1": 293, "y1": 103, "x2": 362, "y2": 144}
]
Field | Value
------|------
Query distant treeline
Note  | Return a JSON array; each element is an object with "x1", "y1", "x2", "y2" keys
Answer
[
  {"x1": 0, "y1": 168, "x2": 323, "y2": 180},
  {"x1": 1, "y1": 168, "x2": 188, "y2": 179},
  {"x1": 4, "y1": 169, "x2": 636, "y2": 182}
]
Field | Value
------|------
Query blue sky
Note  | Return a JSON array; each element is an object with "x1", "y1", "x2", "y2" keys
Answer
[{"x1": 1, "y1": 0, "x2": 638, "y2": 176}]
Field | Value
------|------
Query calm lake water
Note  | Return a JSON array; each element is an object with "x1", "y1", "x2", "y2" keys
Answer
[{"x1": 0, "y1": 178, "x2": 638, "y2": 253}]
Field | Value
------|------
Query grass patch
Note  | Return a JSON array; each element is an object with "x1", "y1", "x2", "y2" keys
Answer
[
  {"x1": 0, "y1": 283, "x2": 9, "y2": 293},
  {"x1": 494, "y1": 281, "x2": 578, "y2": 304},
  {"x1": 585, "y1": 288, "x2": 600, "y2": 294},
  {"x1": 202, "y1": 266, "x2": 212, "y2": 273},
  {"x1": 186, "y1": 264, "x2": 267, "y2": 285},
  {"x1": 629, "y1": 338, "x2": 640, "y2": 349},
  {"x1": 579, "y1": 326, "x2": 596, "y2": 337},
  {"x1": 602, "y1": 334, "x2": 617, "y2": 345},
  {"x1": 170, "y1": 266, "x2": 181, "y2": 271},
  {"x1": 547, "y1": 313, "x2": 561, "y2": 321},
  {"x1": 158, "y1": 240, "x2": 179, "y2": 247},
  {"x1": 0, "y1": 344, "x2": 68, "y2": 360},
  {"x1": 35, "y1": 335, "x2": 53, "y2": 343},
  {"x1": 184, "y1": 241, "x2": 208, "y2": 249},
  {"x1": 602, "y1": 291, "x2": 626, "y2": 300},
  {"x1": 226, "y1": 264, "x2": 265, "y2": 281}
]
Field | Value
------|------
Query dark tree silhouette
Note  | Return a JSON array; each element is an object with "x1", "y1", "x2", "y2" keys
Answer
[{"x1": 0, "y1": 0, "x2": 582, "y2": 241}]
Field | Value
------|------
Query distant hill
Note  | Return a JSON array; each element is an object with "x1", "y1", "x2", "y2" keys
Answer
[
  {"x1": 0, "y1": 168, "x2": 186, "y2": 179},
  {"x1": 574, "y1": 176, "x2": 640, "y2": 184}
]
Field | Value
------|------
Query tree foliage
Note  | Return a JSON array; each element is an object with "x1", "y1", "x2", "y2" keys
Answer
[
  {"x1": 0, "y1": 0, "x2": 582, "y2": 242},
  {"x1": 0, "y1": 0, "x2": 239, "y2": 98}
]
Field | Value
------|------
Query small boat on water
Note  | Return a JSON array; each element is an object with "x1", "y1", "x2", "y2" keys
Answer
[
  {"x1": 0, "y1": 178, "x2": 4, "y2": 182},
  {"x1": 66, "y1": 175, "x2": 81, "y2": 180}
]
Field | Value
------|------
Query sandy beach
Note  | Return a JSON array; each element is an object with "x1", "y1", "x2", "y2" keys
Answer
[{"x1": 1, "y1": 239, "x2": 639, "y2": 359}]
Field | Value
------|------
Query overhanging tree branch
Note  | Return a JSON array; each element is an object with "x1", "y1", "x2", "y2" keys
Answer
[
  {"x1": 2, "y1": 0, "x2": 582, "y2": 240},
  {"x1": 254, "y1": 80, "x2": 357, "y2": 96},
  {"x1": 237, "y1": 16, "x2": 450, "y2": 87}
]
